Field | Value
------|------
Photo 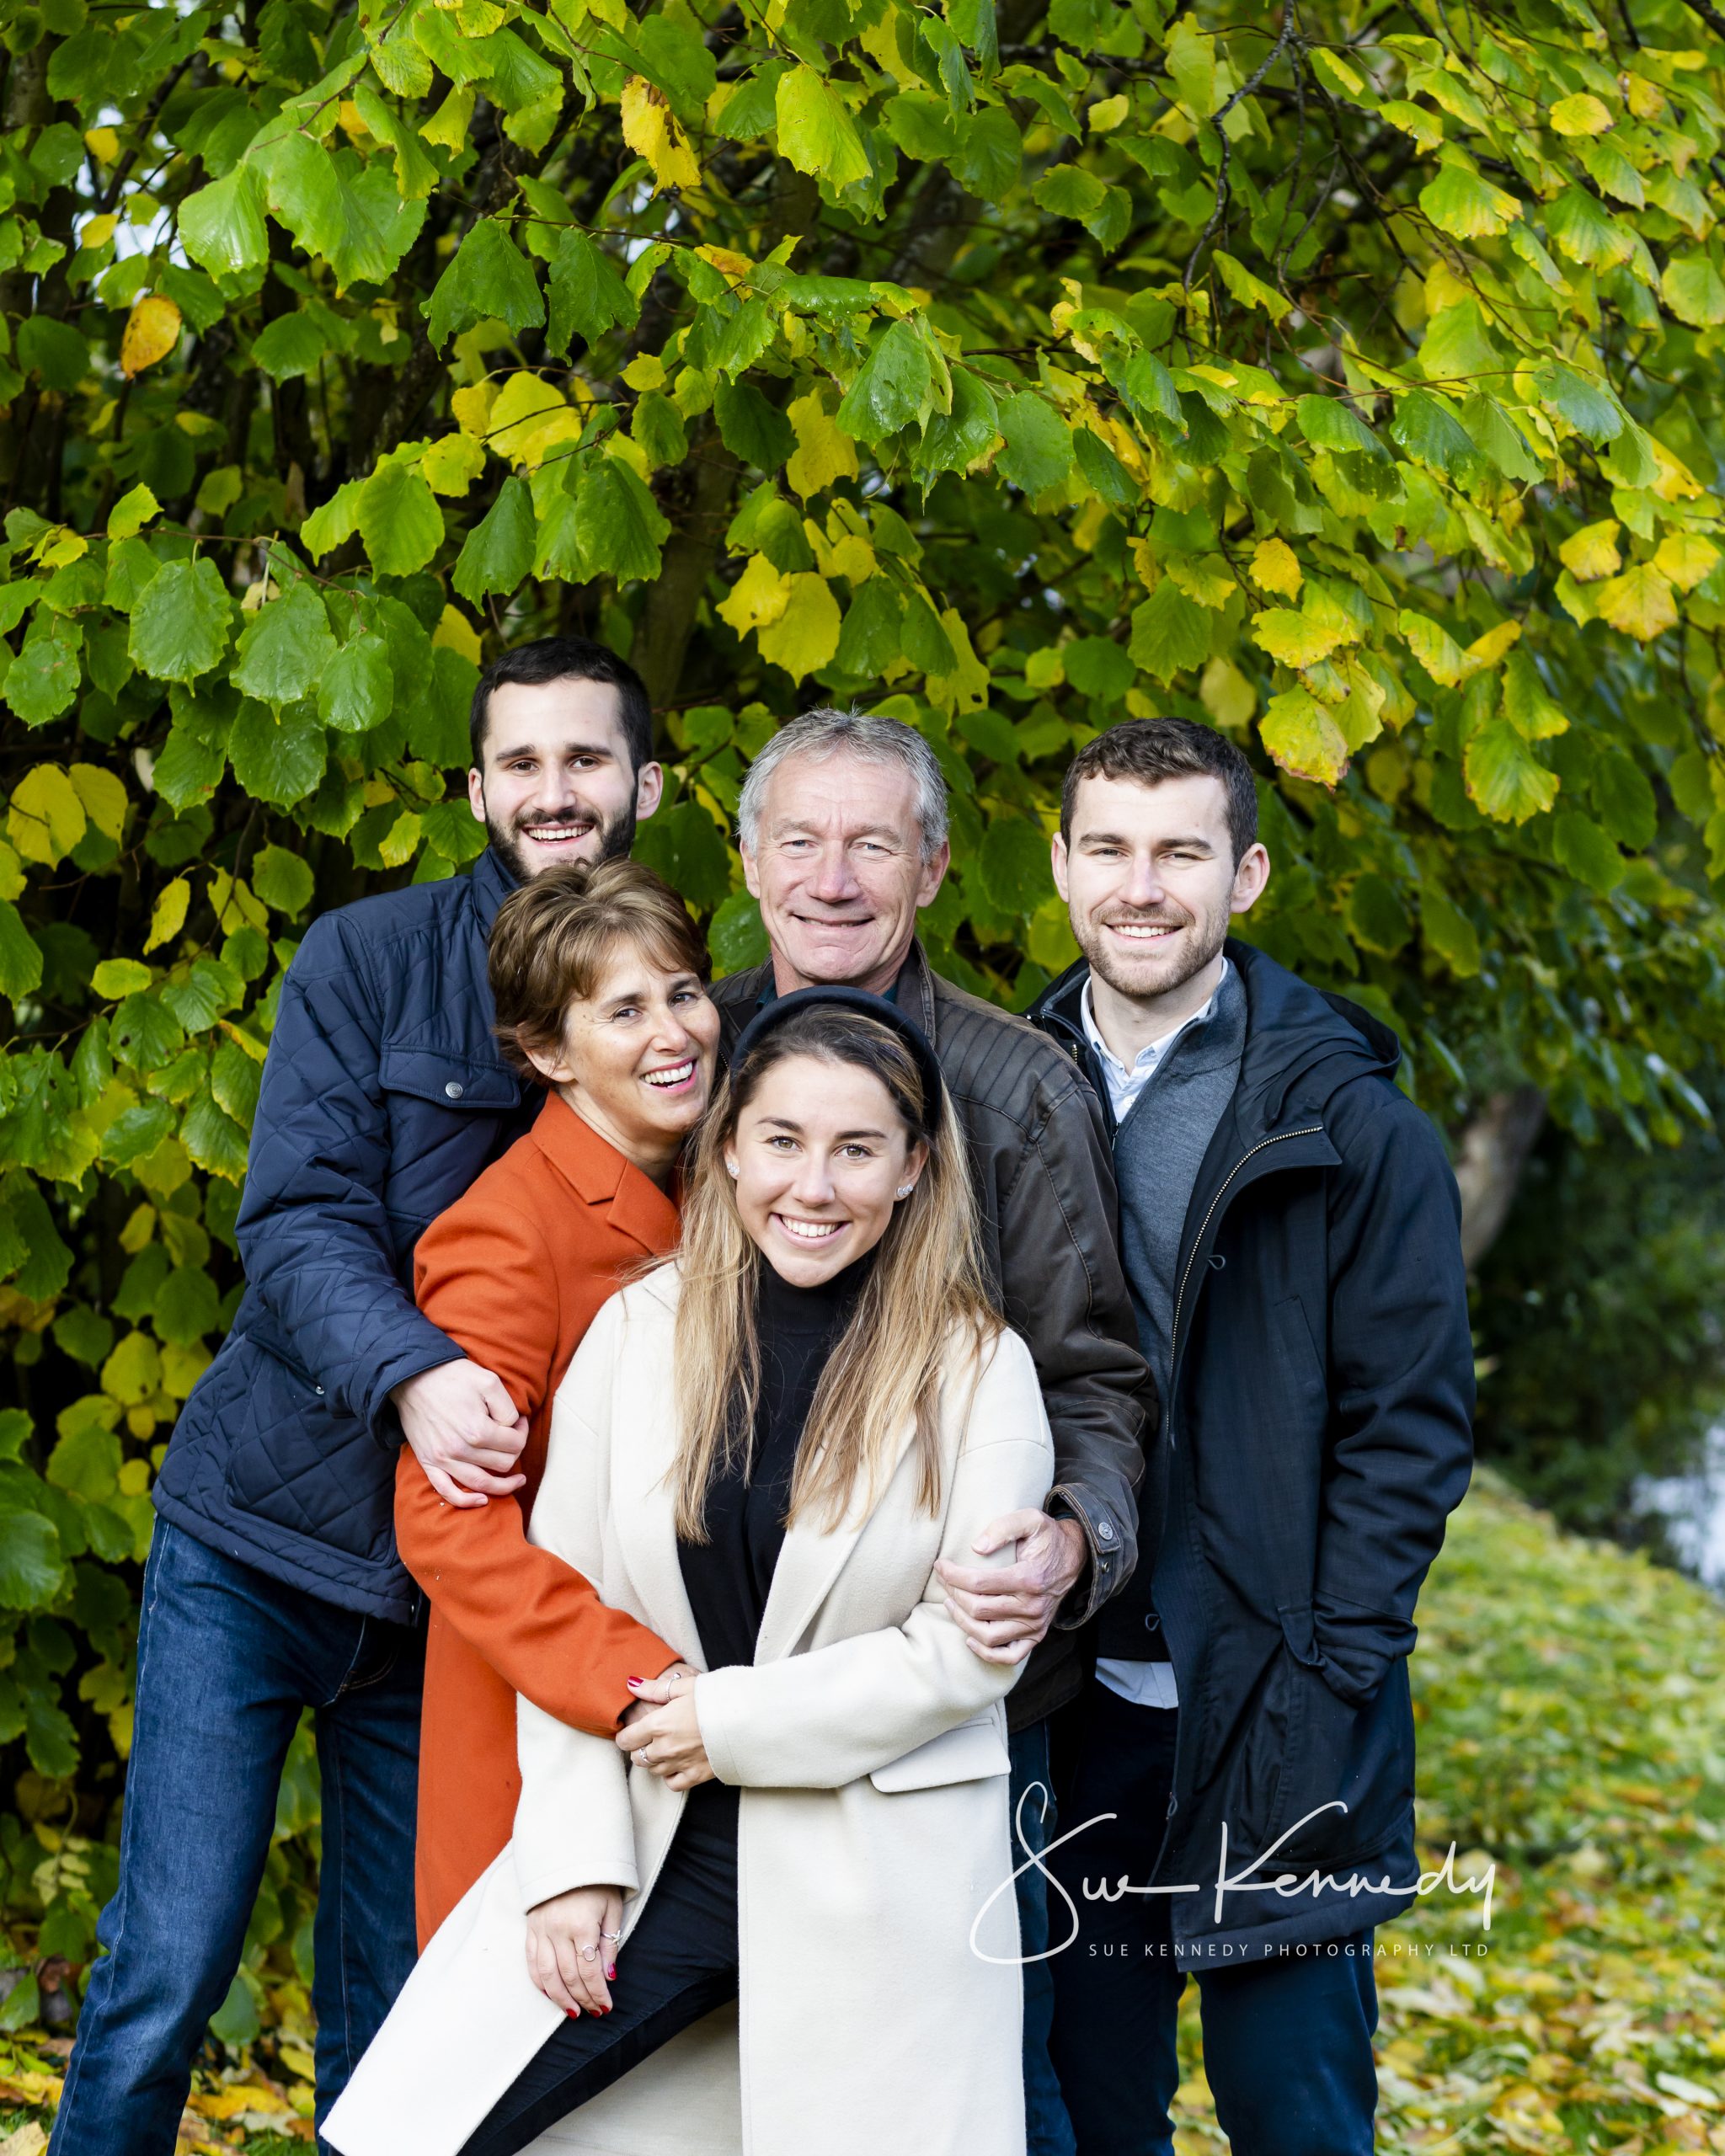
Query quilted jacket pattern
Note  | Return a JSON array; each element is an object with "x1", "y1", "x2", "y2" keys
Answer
[{"x1": 154, "y1": 846, "x2": 534, "y2": 1620}]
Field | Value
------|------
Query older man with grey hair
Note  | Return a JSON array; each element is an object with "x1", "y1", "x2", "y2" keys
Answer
[{"x1": 713, "y1": 707, "x2": 1152, "y2": 2156}]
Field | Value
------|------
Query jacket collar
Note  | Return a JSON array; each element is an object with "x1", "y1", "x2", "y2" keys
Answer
[
  {"x1": 715, "y1": 938, "x2": 941, "y2": 1048},
  {"x1": 527, "y1": 1092, "x2": 681, "y2": 1259},
  {"x1": 470, "y1": 845, "x2": 519, "y2": 937},
  {"x1": 1033, "y1": 938, "x2": 1399, "y2": 1141}
]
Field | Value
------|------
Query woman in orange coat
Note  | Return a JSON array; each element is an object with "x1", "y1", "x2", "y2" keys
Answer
[{"x1": 396, "y1": 859, "x2": 719, "y2": 1940}]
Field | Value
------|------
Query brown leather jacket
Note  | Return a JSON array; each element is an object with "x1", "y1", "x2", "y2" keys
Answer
[{"x1": 712, "y1": 942, "x2": 1154, "y2": 1730}]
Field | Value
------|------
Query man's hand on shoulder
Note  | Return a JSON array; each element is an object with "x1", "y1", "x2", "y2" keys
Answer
[
  {"x1": 393, "y1": 1359, "x2": 528, "y2": 1508},
  {"x1": 935, "y1": 1511, "x2": 1087, "y2": 1664}
]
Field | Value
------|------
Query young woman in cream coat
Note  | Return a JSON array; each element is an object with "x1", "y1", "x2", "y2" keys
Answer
[{"x1": 327, "y1": 990, "x2": 1055, "y2": 2156}]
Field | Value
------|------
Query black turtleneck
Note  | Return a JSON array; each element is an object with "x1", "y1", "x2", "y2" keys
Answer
[{"x1": 677, "y1": 1252, "x2": 873, "y2": 1672}]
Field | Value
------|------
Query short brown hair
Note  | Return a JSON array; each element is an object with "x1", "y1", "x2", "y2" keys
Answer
[
  {"x1": 1060, "y1": 718, "x2": 1259, "y2": 864},
  {"x1": 488, "y1": 859, "x2": 709, "y2": 1081}
]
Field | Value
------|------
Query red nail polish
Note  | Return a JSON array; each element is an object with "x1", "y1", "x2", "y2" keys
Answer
[
  {"x1": 606, "y1": 1965, "x2": 617, "y2": 1981},
  {"x1": 626, "y1": 1677, "x2": 642, "y2": 1689},
  {"x1": 567, "y1": 2008, "x2": 580, "y2": 2020}
]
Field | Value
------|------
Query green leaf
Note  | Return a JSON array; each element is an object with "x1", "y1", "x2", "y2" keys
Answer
[
  {"x1": 1661, "y1": 253, "x2": 1725, "y2": 328},
  {"x1": 1128, "y1": 579, "x2": 1210, "y2": 686},
  {"x1": 0, "y1": 904, "x2": 43, "y2": 1001},
  {"x1": 712, "y1": 381, "x2": 794, "y2": 472},
  {"x1": 775, "y1": 65, "x2": 873, "y2": 189},
  {"x1": 359, "y1": 461, "x2": 445, "y2": 579},
  {"x1": 996, "y1": 392, "x2": 1073, "y2": 494},
  {"x1": 251, "y1": 844, "x2": 316, "y2": 915},
  {"x1": 252, "y1": 312, "x2": 327, "y2": 381},
  {"x1": 979, "y1": 815, "x2": 1052, "y2": 914},
  {"x1": 232, "y1": 583, "x2": 337, "y2": 707},
  {"x1": 0, "y1": 1513, "x2": 63, "y2": 1610},
  {"x1": 228, "y1": 702, "x2": 327, "y2": 808},
  {"x1": 1064, "y1": 637, "x2": 1134, "y2": 700},
  {"x1": 1389, "y1": 389, "x2": 1478, "y2": 475},
  {"x1": 573, "y1": 456, "x2": 670, "y2": 584},
  {"x1": 921, "y1": 369, "x2": 998, "y2": 474},
  {"x1": 108, "y1": 483, "x2": 160, "y2": 542},
  {"x1": 1260, "y1": 686, "x2": 1350, "y2": 787},
  {"x1": 128, "y1": 558, "x2": 232, "y2": 683},
  {"x1": 1535, "y1": 362, "x2": 1623, "y2": 443},
  {"x1": 1295, "y1": 392, "x2": 1386, "y2": 461},
  {"x1": 834, "y1": 577, "x2": 905, "y2": 675},
  {"x1": 836, "y1": 322, "x2": 933, "y2": 444},
  {"x1": 1464, "y1": 719, "x2": 1560, "y2": 824},
  {"x1": 453, "y1": 478, "x2": 536, "y2": 605},
  {"x1": 426, "y1": 218, "x2": 545, "y2": 348},
  {"x1": 1553, "y1": 810, "x2": 1625, "y2": 894},
  {"x1": 5, "y1": 632, "x2": 81, "y2": 725},
  {"x1": 316, "y1": 631, "x2": 394, "y2": 734},
  {"x1": 1033, "y1": 163, "x2": 1108, "y2": 221},
  {"x1": 952, "y1": 107, "x2": 1022, "y2": 198},
  {"x1": 153, "y1": 1264, "x2": 222, "y2": 1345},
  {"x1": 1346, "y1": 873, "x2": 1413, "y2": 955},
  {"x1": 91, "y1": 959, "x2": 152, "y2": 998},
  {"x1": 1419, "y1": 163, "x2": 1520, "y2": 238},
  {"x1": 257, "y1": 131, "x2": 426, "y2": 292},
  {"x1": 1419, "y1": 888, "x2": 1482, "y2": 976},
  {"x1": 708, "y1": 889, "x2": 769, "y2": 974},
  {"x1": 546, "y1": 228, "x2": 637, "y2": 356},
  {"x1": 177, "y1": 163, "x2": 269, "y2": 276}
]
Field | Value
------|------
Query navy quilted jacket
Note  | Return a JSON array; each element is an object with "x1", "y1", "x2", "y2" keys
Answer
[{"x1": 154, "y1": 846, "x2": 533, "y2": 1620}]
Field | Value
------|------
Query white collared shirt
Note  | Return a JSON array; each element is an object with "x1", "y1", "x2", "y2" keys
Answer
[{"x1": 1082, "y1": 959, "x2": 1231, "y2": 1717}]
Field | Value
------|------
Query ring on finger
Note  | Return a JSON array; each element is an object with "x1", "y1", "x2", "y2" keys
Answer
[
  {"x1": 579, "y1": 1944, "x2": 599, "y2": 1961},
  {"x1": 600, "y1": 1927, "x2": 622, "y2": 1941}
]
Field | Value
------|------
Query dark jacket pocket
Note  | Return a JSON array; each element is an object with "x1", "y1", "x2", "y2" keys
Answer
[{"x1": 223, "y1": 1338, "x2": 397, "y2": 1564}]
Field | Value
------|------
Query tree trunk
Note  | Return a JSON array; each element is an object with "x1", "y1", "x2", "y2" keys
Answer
[{"x1": 1454, "y1": 1086, "x2": 1547, "y2": 1269}]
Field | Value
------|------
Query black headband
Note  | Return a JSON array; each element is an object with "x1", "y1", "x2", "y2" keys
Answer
[{"x1": 728, "y1": 986, "x2": 948, "y2": 1137}]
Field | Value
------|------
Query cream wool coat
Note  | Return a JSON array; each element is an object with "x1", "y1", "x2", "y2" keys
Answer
[{"x1": 326, "y1": 1262, "x2": 1055, "y2": 2156}]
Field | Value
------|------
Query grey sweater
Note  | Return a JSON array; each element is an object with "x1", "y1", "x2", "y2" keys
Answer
[{"x1": 1097, "y1": 964, "x2": 1247, "y2": 1661}]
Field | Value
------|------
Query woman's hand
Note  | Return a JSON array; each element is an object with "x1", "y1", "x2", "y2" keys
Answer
[
  {"x1": 615, "y1": 1672, "x2": 713, "y2": 1789},
  {"x1": 526, "y1": 1885, "x2": 624, "y2": 2018}
]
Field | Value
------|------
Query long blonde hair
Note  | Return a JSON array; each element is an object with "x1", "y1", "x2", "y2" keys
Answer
[{"x1": 668, "y1": 1003, "x2": 997, "y2": 1540}]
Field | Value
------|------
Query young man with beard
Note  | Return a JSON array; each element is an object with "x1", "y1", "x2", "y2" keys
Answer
[
  {"x1": 1032, "y1": 719, "x2": 1473, "y2": 2156},
  {"x1": 52, "y1": 638, "x2": 662, "y2": 2156}
]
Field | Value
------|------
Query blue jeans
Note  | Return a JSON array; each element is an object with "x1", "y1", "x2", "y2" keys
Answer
[
  {"x1": 1010, "y1": 1719, "x2": 1078, "y2": 2156},
  {"x1": 1047, "y1": 1683, "x2": 1379, "y2": 2155},
  {"x1": 51, "y1": 1520, "x2": 423, "y2": 2156}
]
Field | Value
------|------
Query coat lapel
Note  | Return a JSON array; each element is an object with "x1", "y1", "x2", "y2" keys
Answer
[
  {"x1": 529, "y1": 1094, "x2": 681, "y2": 1260},
  {"x1": 606, "y1": 1277, "x2": 709, "y2": 1668},
  {"x1": 753, "y1": 1407, "x2": 923, "y2": 1665}
]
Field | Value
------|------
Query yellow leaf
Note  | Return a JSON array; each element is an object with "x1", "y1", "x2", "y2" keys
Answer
[
  {"x1": 785, "y1": 389, "x2": 859, "y2": 499},
  {"x1": 1088, "y1": 93, "x2": 1129, "y2": 133},
  {"x1": 756, "y1": 573, "x2": 842, "y2": 676},
  {"x1": 1400, "y1": 610, "x2": 1469, "y2": 687},
  {"x1": 808, "y1": 523, "x2": 876, "y2": 584},
  {"x1": 1598, "y1": 563, "x2": 1679, "y2": 640},
  {"x1": 927, "y1": 606, "x2": 990, "y2": 714},
  {"x1": 1654, "y1": 529, "x2": 1720, "y2": 592},
  {"x1": 120, "y1": 293, "x2": 182, "y2": 380},
  {"x1": 488, "y1": 373, "x2": 582, "y2": 467},
  {"x1": 694, "y1": 243, "x2": 752, "y2": 288},
  {"x1": 1558, "y1": 519, "x2": 1622, "y2": 581},
  {"x1": 1550, "y1": 92, "x2": 1612, "y2": 135},
  {"x1": 421, "y1": 431, "x2": 487, "y2": 495},
  {"x1": 144, "y1": 877, "x2": 191, "y2": 954},
  {"x1": 717, "y1": 553, "x2": 792, "y2": 636},
  {"x1": 432, "y1": 605, "x2": 483, "y2": 664},
  {"x1": 1251, "y1": 536, "x2": 1303, "y2": 599},
  {"x1": 82, "y1": 212, "x2": 118, "y2": 250},
  {"x1": 1464, "y1": 619, "x2": 1521, "y2": 670},
  {"x1": 420, "y1": 85, "x2": 476, "y2": 151},
  {"x1": 8, "y1": 765, "x2": 87, "y2": 867},
  {"x1": 1200, "y1": 656, "x2": 1256, "y2": 729},
  {"x1": 36, "y1": 526, "x2": 87, "y2": 569},
  {"x1": 1626, "y1": 73, "x2": 1664, "y2": 119},
  {"x1": 1252, "y1": 607, "x2": 1347, "y2": 669},
  {"x1": 1166, "y1": 554, "x2": 1234, "y2": 608},
  {"x1": 0, "y1": 840, "x2": 22, "y2": 901},
  {"x1": 1260, "y1": 686, "x2": 1350, "y2": 787},
  {"x1": 70, "y1": 762, "x2": 127, "y2": 842},
  {"x1": 622, "y1": 353, "x2": 665, "y2": 392},
  {"x1": 451, "y1": 382, "x2": 496, "y2": 437},
  {"x1": 84, "y1": 125, "x2": 120, "y2": 163},
  {"x1": 621, "y1": 76, "x2": 702, "y2": 195}
]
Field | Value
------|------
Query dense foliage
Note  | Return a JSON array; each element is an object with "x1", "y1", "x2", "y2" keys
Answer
[
  {"x1": 3, "y1": 0, "x2": 1725, "y2": 2052},
  {"x1": 1476, "y1": 1111, "x2": 1725, "y2": 1547}
]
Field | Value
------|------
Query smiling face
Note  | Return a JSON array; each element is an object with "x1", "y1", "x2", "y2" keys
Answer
[
  {"x1": 724, "y1": 1053, "x2": 928, "y2": 1288},
  {"x1": 1053, "y1": 770, "x2": 1270, "y2": 1013},
  {"x1": 526, "y1": 945, "x2": 719, "y2": 1183},
  {"x1": 468, "y1": 676, "x2": 664, "y2": 880},
  {"x1": 741, "y1": 750, "x2": 948, "y2": 996}
]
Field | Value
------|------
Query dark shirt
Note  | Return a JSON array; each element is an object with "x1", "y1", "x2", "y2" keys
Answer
[{"x1": 677, "y1": 1253, "x2": 873, "y2": 1671}]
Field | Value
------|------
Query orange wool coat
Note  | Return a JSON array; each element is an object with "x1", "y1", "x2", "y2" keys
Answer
[{"x1": 396, "y1": 1091, "x2": 684, "y2": 1944}]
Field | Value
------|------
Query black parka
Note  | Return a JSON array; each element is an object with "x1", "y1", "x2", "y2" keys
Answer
[{"x1": 1033, "y1": 939, "x2": 1474, "y2": 1958}]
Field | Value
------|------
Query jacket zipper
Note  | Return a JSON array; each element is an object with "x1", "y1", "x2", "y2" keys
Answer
[{"x1": 1167, "y1": 1124, "x2": 1325, "y2": 1380}]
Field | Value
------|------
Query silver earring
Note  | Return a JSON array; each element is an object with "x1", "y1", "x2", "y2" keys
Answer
[
  {"x1": 895, "y1": 1183, "x2": 915, "y2": 1200},
  {"x1": 726, "y1": 1161, "x2": 739, "y2": 1177}
]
